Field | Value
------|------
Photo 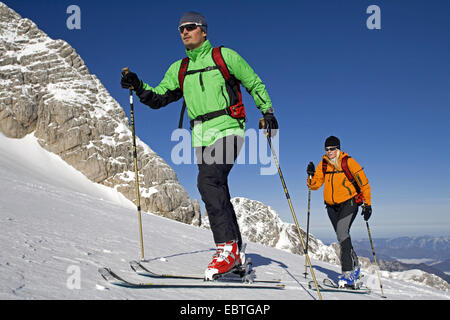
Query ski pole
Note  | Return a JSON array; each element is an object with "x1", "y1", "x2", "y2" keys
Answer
[
  {"x1": 304, "y1": 175, "x2": 312, "y2": 278},
  {"x1": 260, "y1": 119, "x2": 323, "y2": 300},
  {"x1": 122, "y1": 67, "x2": 145, "y2": 261},
  {"x1": 366, "y1": 221, "x2": 386, "y2": 298}
]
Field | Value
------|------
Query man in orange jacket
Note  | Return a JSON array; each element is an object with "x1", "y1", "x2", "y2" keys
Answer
[{"x1": 307, "y1": 136, "x2": 372, "y2": 287}]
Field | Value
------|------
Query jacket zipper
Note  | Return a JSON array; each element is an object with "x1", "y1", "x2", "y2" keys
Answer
[
  {"x1": 331, "y1": 170, "x2": 335, "y2": 204},
  {"x1": 221, "y1": 86, "x2": 229, "y2": 106},
  {"x1": 256, "y1": 91, "x2": 266, "y2": 104},
  {"x1": 342, "y1": 177, "x2": 352, "y2": 196},
  {"x1": 199, "y1": 73, "x2": 205, "y2": 92},
  {"x1": 356, "y1": 173, "x2": 363, "y2": 186}
]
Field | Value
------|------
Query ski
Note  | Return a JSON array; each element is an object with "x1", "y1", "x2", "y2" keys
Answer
[
  {"x1": 98, "y1": 267, "x2": 285, "y2": 289},
  {"x1": 323, "y1": 278, "x2": 371, "y2": 292},
  {"x1": 308, "y1": 279, "x2": 371, "y2": 294},
  {"x1": 308, "y1": 281, "x2": 370, "y2": 294},
  {"x1": 129, "y1": 260, "x2": 282, "y2": 284}
]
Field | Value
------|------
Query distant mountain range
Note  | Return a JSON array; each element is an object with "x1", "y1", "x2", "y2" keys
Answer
[
  {"x1": 351, "y1": 236, "x2": 450, "y2": 283},
  {"x1": 352, "y1": 236, "x2": 450, "y2": 261}
]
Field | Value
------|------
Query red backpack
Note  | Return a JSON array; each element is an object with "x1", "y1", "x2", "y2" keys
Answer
[
  {"x1": 177, "y1": 46, "x2": 246, "y2": 129},
  {"x1": 322, "y1": 155, "x2": 364, "y2": 205}
]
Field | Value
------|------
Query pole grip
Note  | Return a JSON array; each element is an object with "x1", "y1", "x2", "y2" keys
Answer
[
  {"x1": 259, "y1": 118, "x2": 271, "y2": 138},
  {"x1": 121, "y1": 67, "x2": 135, "y2": 90},
  {"x1": 259, "y1": 118, "x2": 265, "y2": 129}
]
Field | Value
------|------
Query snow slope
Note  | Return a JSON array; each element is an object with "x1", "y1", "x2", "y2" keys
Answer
[{"x1": 0, "y1": 132, "x2": 448, "y2": 300}]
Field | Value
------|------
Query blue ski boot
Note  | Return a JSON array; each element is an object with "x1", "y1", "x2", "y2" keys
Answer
[{"x1": 338, "y1": 267, "x2": 361, "y2": 288}]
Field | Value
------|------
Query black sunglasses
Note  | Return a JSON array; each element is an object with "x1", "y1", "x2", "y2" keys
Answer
[
  {"x1": 178, "y1": 23, "x2": 202, "y2": 33},
  {"x1": 325, "y1": 146, "x2": 338, "y2": 152}
]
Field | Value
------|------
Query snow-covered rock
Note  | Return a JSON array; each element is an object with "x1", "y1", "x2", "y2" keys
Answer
[{"x1": 387, "y1": 269, "x2": 449, "y2": 292}]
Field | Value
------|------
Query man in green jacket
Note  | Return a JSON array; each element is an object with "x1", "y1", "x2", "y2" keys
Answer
[{"x1": 121, "y1": 11, "x2": 278, "y2": 280}]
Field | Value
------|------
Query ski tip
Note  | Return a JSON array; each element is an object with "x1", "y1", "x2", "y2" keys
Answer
[{"x1": 98, "y1": 267, "x2": 113, "y2": 281}]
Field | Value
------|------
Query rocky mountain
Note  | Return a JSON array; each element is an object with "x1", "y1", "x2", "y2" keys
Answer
[{"x1": 0, "y1": 2, "x2": 199, "y2": 224}]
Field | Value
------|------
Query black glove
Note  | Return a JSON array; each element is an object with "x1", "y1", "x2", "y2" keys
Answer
[
  {"x1": 259, "y1": 110, "x2": 278, "y2": 137},
  {"x1": 361, "y1": 205, "x2": 372, "y2": 221},
  {"x1": 121, "y1": 70, "x2": 142, "y2": 91},
  {"x1": 307, "y1": 162, "x2": 315, "y2": 177}
]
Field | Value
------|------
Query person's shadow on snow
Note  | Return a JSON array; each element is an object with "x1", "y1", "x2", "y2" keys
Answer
[
  {"x1": 312, "y1": 265, "x2": 341, "y2": 282},
  {"x1": 245, "y1": 253, "x2": 287, "y2": 269},
  {"x1": 246, "y1": 253, "x2": 318, "y2": 299}
]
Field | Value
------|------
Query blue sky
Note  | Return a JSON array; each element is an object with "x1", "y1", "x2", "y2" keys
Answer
[{"x1": 4, "y1": 0, "x2": 449, "y2": 240}]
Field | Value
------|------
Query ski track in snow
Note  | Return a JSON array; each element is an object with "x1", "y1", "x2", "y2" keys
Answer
[{"x1": 0, "y1": 133, "x2": 449, "y2": 300}]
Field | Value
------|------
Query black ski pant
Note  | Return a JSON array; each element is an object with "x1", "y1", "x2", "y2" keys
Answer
[
  {"x1": 326, "y1": 197, "x2": 360, "y2": 272},
  {"x1": 196, "y1": 135, "x2": 244, "y2": 249}
]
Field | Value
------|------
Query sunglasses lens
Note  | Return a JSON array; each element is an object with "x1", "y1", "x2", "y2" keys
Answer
[
  {"x1": 187, "y1": 24, "x2": 197, "y2": 31},
  {"x1": 179, "y1": 24, "x2": 198, "y2": 33},
  {"x1": 326, "y1": 147, "x2": 337, "y2": 151}
]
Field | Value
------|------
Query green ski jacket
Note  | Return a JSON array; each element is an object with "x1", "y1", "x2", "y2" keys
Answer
[{"x1": 135, "y1": 40, "x2": 273, "y2": 147}]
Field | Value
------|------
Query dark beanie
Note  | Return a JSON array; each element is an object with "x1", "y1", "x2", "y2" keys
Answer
[
  {"x1": 179, "y1": 11, "x2": 207, "y2": 33},
  {"x1": 325, "y1": 136, "x2": 341, "y2": 149}
]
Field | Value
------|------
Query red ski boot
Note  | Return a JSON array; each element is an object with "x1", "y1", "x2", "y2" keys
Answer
[{"x1": 204, "y1": 240, "x2": 240, "y2": 281}]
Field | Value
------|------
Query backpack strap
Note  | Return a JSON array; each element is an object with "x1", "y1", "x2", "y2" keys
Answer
[
  {"x1": 322, "y1": 160, "x2": 328, "y2": 176},
  {"x1": 178, "y1": 57, "x2": 189, "y2": 91},
  {"x1": 322, "y1": 159, "x2": 344, "y2": 175},
  {"x1": 178, "y1": 100, "x2": 187, "y2": 129},
  {"x1": 341, "y1": 155, "x2": 361, "y2": 194},
  {"x1": 177, "y1": 57, "x2": 189, "y2": 128},
  {"x1": 212, "y1": 46, "x2": 231, "y2": 80},
  {"x1": 341, "y1": 156, "x2": 353, "y2": 181},
  {"x1": 212, "y1": 46, "x2": 243, "y2": 104}
]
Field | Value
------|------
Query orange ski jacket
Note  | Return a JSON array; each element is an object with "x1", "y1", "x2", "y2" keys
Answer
[{"x1": 308, "y1": 151, "x2": 372, "y2": 206}]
